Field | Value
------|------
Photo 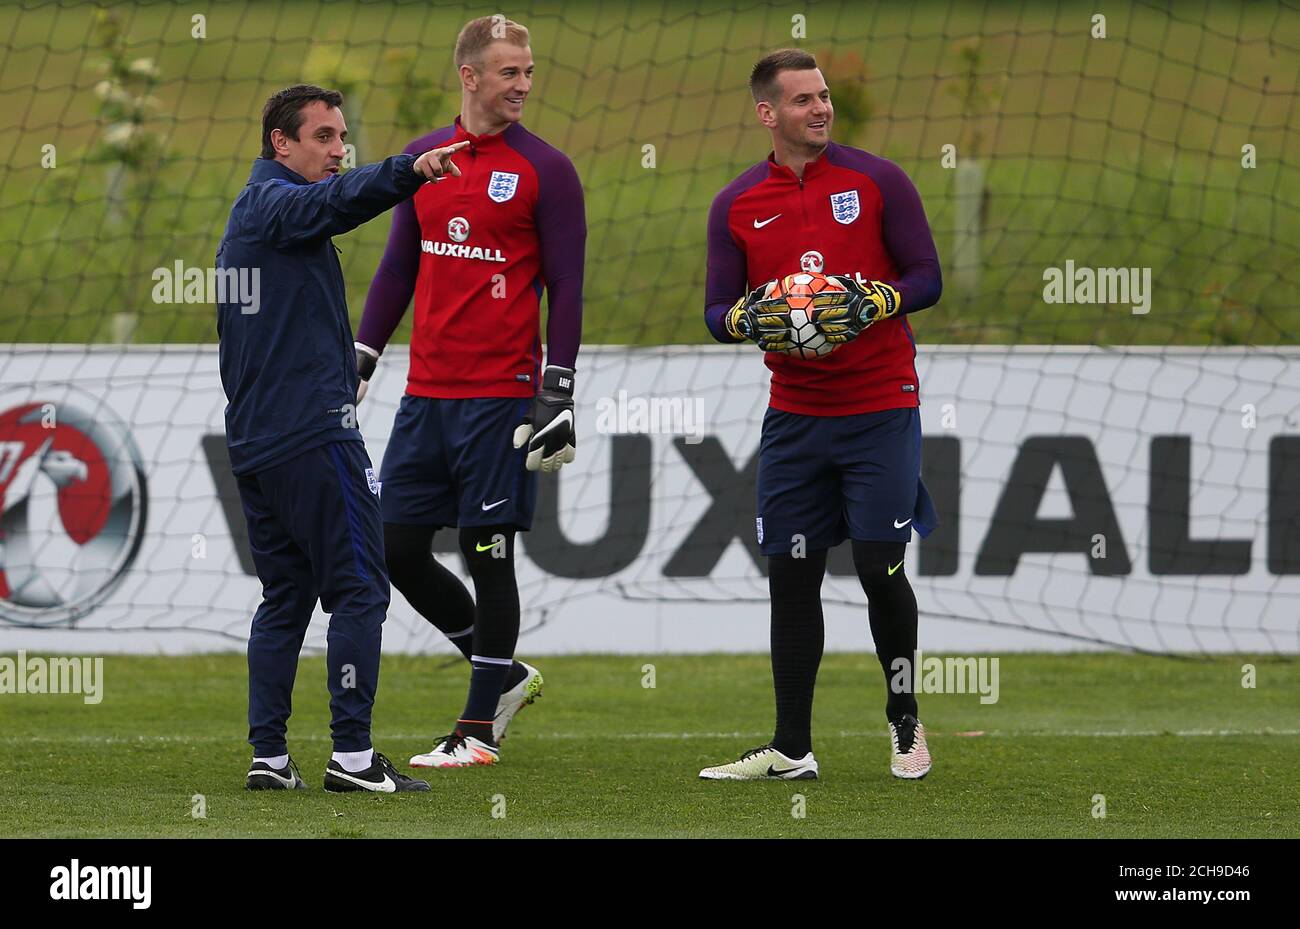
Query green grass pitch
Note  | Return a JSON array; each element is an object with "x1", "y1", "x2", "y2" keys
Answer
[{"x1": 1, "y1": 652, "x2": 1296, "y2": 838}]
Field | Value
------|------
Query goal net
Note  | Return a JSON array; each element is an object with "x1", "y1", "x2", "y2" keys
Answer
[{"x1": 0, "y1": 0, "x2": 1296, "y2": 654}]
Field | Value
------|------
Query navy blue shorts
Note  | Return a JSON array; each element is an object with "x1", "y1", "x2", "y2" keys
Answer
[
  {"x1": 756, "y1": 406, "x2": 938, "y2": 556},
  {"x1": 378, "y1": 395, "x2": 538, "y2": 530}
]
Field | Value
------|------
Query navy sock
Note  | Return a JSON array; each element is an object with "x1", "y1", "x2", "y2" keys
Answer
[{"x1": 459, "y1": 656, "x2": 511, "y2": 740}]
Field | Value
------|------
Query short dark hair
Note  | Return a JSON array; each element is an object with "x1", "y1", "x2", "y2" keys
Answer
[
  {"x1": 260, "y1": 84, "x2": 344, "y2": 159},
  {"x1": 749, "y1": 48, "x2": 819, "y2": 103}
]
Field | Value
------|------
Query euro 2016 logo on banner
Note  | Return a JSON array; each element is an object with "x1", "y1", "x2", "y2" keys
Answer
[{"x1": 0, "y1": 388, "x2": 147, "y2": 627}]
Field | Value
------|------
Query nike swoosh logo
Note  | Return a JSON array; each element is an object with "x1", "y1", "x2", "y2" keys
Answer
[
  {"x1": 481, "y1": 498, "x2": 508, "y2": 511},
  {"x1": 248, "y1": 769, "x2": 298, "y2": 787},
  {"x1": 765, "y1": 764, "x2": 803, "y2": 777},
  {"x1": 330, "y1": 768, "x2": 396, "y2": 793},
  {"x1": 888, "y1": 561, "x2": 904, "y2": 576},
  {"x1": 475, "y1": 542, "x2": 496, "y2": 552},
  {"x1": 753, "y1": 214, "x2": 781, "y2": 228},
  {"x1": 894, "y1": 518, "x2": 912, "y2": 528}
]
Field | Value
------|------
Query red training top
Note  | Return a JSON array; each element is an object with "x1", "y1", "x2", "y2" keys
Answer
[
  {"x1": 358, "y1": 116, "x2": 586, "y2": 398},
  {"x1": 704, "y1": 142, "x2": 941, "y2": 417}
]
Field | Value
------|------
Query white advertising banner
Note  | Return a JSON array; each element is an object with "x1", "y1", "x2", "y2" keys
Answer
[{"x1": 0, "y1": 345, "x2": 1296, "y2": 655}]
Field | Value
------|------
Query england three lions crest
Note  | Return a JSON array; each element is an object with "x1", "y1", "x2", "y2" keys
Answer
[
  {"x1": 830, "y1": 189, "x2": 860, "y2": 224},
  {"x1": 488, "y1": 171, "x2": 520, "y2": 203}
]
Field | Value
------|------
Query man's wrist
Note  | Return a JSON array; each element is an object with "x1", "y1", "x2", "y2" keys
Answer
[
  {"x1": 541, "y1": 365, "x2": 575, "y2": 396},
  {"x1": 863, "y1": 281, "x2": 902, "y2": 323},
  {"x1": 355, "y1": 342, "x2": 379, "y2": 381},
  {"x1": 724, "y1": 297, "x2": 748, "y2": 341}
]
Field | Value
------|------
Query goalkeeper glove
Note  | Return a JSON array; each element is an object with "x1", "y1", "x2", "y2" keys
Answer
[
  {"x1": 724, "y1": 282, "x2": 798, "y2": 352},
  {"x1": 513, "y1": 365, "x2": 576, "y2": 473},
  {"x1": 355, "y1": 342, "x2": 379, "y2": 404},
  {"x1": 813, "y1": 276, "x2": 902, "y2": 345}
]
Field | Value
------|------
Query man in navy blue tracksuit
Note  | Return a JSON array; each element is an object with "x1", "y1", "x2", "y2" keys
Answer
[{"x1": 216, "y1": 84, "x2": 467, "y2": 793}]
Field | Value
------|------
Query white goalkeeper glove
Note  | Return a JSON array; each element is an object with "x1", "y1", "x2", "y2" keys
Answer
[
  {"x1": 512, "y1": 365, "x2": 576, "y2": 473},
  {"x1": 355, "y1": 342, "x2": 379, "y2": 404}
]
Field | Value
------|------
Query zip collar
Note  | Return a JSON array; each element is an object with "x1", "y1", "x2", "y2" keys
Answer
[
  {"x1": 452, "y1": 115, "x2": 524, "y2": 153},
  {"x1": 248, "y1": 157, "x2": 312, "y2": 186},
  {"x1": 766, "y1": 141, "x2": 837, "y2": 184}
]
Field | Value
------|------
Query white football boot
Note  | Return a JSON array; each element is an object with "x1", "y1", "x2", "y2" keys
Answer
[
  {"x1": 699, "y1": 744, "x2": 819, "y2": 780},
  {"x1": 494, "y1": 661, "x2": 544, "y2": 742},
  {"x1": 889, "y1": 714, "x2": 932, "y2": 779},
  {"x1": 409, "y1": 732, "x2": 500, "y2": 768}
]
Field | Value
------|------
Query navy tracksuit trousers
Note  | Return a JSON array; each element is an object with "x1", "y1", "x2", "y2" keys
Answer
[{"x1": 237, "y1": 439, "x2": 388, "y2": 755}]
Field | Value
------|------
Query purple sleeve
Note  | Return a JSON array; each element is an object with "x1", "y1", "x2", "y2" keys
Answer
[
  {"x1": 704, "y1": 192, "x2": 746, "y2": 342},
  {"x1": 856, "y1": 156, "x2": 942, "y2": 313},
  {"x1": 704, "y1": 164, "x2": 767, "y2": 343},
  {"x1": 356, "y1": 197, "x2": 420, "y2": 351},
  {"x1": 532, "y1": 151, "x2": 585, "y2": 371},
  {"x1": 356, "y1": 128, "x2": 455, "y2": 352},
  {"x1": 826, "y1": 147, "x2": 942, "y2": 312},
  {"x1": 878, "y1": 162, "x2": 941, "y2": 312}
]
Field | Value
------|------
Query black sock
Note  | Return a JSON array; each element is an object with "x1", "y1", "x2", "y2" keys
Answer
[
  {"x1": 385, "y1": 522, "x2": 475, "y2": 658},
  {"x1": 385, "y1": 522, "x2": 526, "y2": 692},
  {"x1": 457, "y1": 526, "x2": 520, "y2": 735},
  {"x1": 768, "y1": 549, "x2": 827, "y2": 759},
  {"x1": 853, "y1": 540, "x2": 919, "y2": 721}
]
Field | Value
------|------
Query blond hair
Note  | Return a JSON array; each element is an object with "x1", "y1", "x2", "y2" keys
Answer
[{"x1": 454, "y1": 15, "x2": 530, "y2": 71}]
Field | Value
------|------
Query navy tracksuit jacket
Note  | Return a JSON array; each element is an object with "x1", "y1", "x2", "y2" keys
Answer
[{"x1": 216, "y1": 154, "x2": 425, "y2": 755}]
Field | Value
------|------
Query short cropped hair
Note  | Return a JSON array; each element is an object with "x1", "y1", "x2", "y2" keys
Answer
[
  {"x1": 260, "y1": 84, "x2": 344, "y2": 159},
  {"x1": 749, "y1": 48, "x2": 819, "y2": 103},
  {"x1": 454, "y1": 15, "x2": 531, "y2": 72}
]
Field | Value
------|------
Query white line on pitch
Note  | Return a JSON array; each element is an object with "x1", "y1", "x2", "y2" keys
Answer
[{"x1": 3, "y1": 727, "x2": 1298, "y2": 745}]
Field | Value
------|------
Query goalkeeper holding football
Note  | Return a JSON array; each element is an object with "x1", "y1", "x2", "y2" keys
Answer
[
  {"x1": 354, "y1": 16, "x2": 584, "y2": 768},
  {"x1": 699, "y1": 50, "x2": 942, "y2": 781}
]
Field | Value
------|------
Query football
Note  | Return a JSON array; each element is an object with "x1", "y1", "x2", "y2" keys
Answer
[{"x1": 765, "y1": 272, "x2": 851, "y2": 359}]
